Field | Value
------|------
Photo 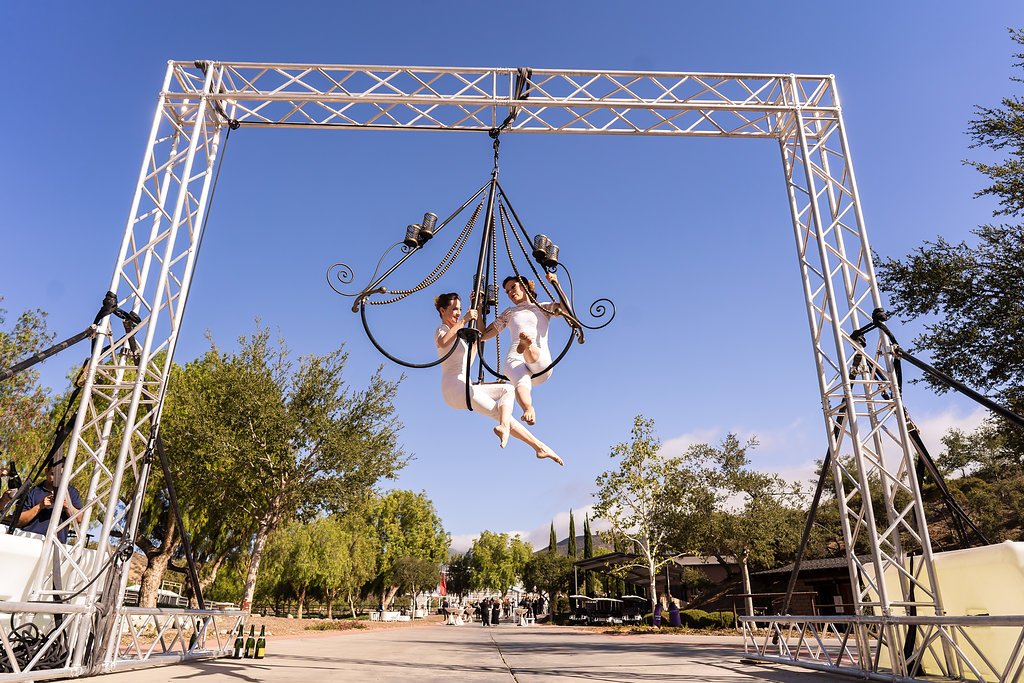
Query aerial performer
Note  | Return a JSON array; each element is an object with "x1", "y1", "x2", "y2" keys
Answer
[
  {"x1": 329, "y1": 116, "x2": 614, "y2": 469},
  {"x1": 480, "y1": 272, "x2": 565, "y2": 425},
  {"x1": 434, "y1": 292, "x2": 563, "y2": 466}
]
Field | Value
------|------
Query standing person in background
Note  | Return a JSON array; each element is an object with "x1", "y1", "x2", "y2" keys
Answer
[
  {"x1": 491, "y1": 599, "x2": 501, "y2": 626},
  {"x1": 668, "y1": 599, "x2": 681, "y2": 627},
  {"x1": 480, "y1": 598, "x2": 491, "y2": 627}
]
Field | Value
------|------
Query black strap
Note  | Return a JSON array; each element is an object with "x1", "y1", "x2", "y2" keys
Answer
[
  {"x1": 906, "y1": 421, "x2": 989, "y2": 547},
  {"x1": 851, "y1": 313, "x2": 991, "y2": 548},
  {"x1": 779, "y1": 406, "x2": 845, "y2": 617},
  {"x1": 853, "y1": 308, "x2": 1024, "y2": 430},
  {"x1": 2, "y1": 385, "x2": 82, "y2": 531},
  {"x1": 0, "y1": 328, "x2": 95, "y2": 383},
  {"x1": 154, "y1": 434, "x2": 205, "y2": 609},
  {"x1": 0, "y1": 292, "x2": 144, "y2": 384},
  {"x1": 490, "y1": 67, "x2": 532, "y2": 138}
]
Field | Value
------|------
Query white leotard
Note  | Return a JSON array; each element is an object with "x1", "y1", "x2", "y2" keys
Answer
[
  {"x1": 492, "y1": 302, "x2": 557, "y2": 388},
  {"x1": 435, "y1": 323, "x2": 514, "y2": 419}
]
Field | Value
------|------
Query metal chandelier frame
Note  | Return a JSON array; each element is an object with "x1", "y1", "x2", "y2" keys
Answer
[
  {"x1": 328, "y1": 124, "x2": 615, "y2": 410},
  {"x1": 3, "y1": 61, "x2": 1019, "y2": 681}
]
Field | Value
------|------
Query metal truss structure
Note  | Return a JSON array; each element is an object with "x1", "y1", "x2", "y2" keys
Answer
[
  {"x1": 742, "y1": 614, "x2": 1024, "y2": 682},
  {"x1": 2, "y1": 61, "x2": 1007, "y2": 681}
]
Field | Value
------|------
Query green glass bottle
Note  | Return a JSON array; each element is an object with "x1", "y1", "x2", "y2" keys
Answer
[
  {"x1": 254, "y1": 624, "x2": 266, "y2": 659},
  {"x1": 232, "y1": 625, "x2": 244, "y2": 659},
  {"x1": 244, "y1": 624, "x2": 256, "y2": 658}
]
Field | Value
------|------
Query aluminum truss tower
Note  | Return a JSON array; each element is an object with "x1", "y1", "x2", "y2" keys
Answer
[{"x1": 3, "y1": 61, "x2": 1018, "y2": 681}]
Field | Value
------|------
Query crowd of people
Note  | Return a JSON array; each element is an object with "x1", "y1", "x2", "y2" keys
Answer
[{"x1": 439, "y1": 595, "x2": 547, "y2": 626}]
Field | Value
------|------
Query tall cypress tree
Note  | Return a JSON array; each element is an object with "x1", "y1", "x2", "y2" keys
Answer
[
  {"x1": 567, "y1": 510, "x2": 577, "y2": 560},
  {"x1": 583, "y1": 514, "x2": 595, "y2": 595},
  {"x1": 548, "y1": 521, "x2": 557, "y2": 553}
]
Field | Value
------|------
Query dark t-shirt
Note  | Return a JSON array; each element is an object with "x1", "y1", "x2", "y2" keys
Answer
[{"x1": 22, "y1": 485, "x2": 82, "y2": 542}]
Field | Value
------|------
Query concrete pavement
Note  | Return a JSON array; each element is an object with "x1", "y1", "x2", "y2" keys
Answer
[{"x1": 97, "y1": 621, "x2": 847, "y2": 682}]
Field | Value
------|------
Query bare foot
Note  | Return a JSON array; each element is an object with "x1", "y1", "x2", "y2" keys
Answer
[
  {"x1": 493, "y1": 424, "x2": 510, "y2": 448},
  {"x1": 536, "y1": 448, "x2": 563, "y2": 466},
  {"x1": 521, "y1": 405, "x2": 536, "y2": 425},
  {"x1": 516, "y1": 332, "x2": 533, "y2": 355}
]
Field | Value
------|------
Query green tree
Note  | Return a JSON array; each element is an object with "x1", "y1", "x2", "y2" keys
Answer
[
  {"x1": 522, "y1": 551, "x2": 572, "y2": 614},
  {"x1": 274, "y1": 521, "x2": 321, "y2": 619},
  {"x1": 366, "y1": 489, "x2": 449, "y2": 609},
  {"x1": 548, "y1": 522, "x2": 557, "y2": 552},
  {"x1": 469, "y1": 530, "x2": 532, "y2": 595},
  {"x1": 583, "y1": 514, "x2": 599, "y2": 596},
  {"x1": 0, "y1": 299, "x2": 56, "y2": 465},
  {"x1": 877, "y1": 29, "x2": 1024, "y2": 455},
  {"x1": 159, "y1": 324, "x2": 407, "y2": 610},
  {"x1": 610, "y1": 532, "x2": 628, "y2": 597},
  {"x1": 567, "y1": 510, "x2": 577, "y2": 559},
  {"x1": 445, "y1": 553, "x2": 473, "y2": 598},
  {"x1": 699, "y1": 435, "x2": 804, "y2": 617},
  {"x1": 592, "y1": 415, "x2": 689, "y2": 614},
  {"x1": 321, "y1": 509, "x2": 379, "y2": 619},
  {"x1": 392, "y1": 555, "x2": 441, "y2": 604},
  {"x1": 932, "y1": 426, "x2": 1024, "y2": 543}
]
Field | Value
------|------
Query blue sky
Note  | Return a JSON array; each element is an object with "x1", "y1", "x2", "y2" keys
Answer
[{"x1": 2, "y1": 3, "x2": 1020, "y2": 552}]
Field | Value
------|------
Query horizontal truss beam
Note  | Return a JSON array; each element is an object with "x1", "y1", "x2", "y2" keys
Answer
[{"x1": 167, "y1": 62, "x2": 839, "y2": 136}]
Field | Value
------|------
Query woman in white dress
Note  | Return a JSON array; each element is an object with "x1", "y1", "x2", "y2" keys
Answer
[
  {"x1": 481, "y1": 273, "x2": 565, "y2": 425},
  {"x1": 434, "y1": 292, "x2": 562, "y2": 465}
]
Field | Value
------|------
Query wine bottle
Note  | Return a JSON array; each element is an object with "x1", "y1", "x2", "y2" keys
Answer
[
  {"x1": 254, "y1": 625, "x2": 266, "y2": 659},
  {"x1": 244, "y1": 624, "x2": 256, "y2": 658},
  {"x1": 232, "y1": 625, "x2": 244, "y2": 659}
]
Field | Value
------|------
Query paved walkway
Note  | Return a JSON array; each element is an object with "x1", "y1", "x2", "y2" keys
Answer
[{"x1": 99, "y1": 622, "x2": 846, "y2": 682}]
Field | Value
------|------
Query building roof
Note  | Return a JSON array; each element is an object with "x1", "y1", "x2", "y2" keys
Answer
[
  {"x1": 754, "y1": 556, "x2": 866, "y2": 576},
  {"x1": 571, "y1": 552, "x2": 738, "y2": 589}
]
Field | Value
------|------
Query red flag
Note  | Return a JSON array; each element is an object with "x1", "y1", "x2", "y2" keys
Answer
[{"x1": 439, "y1": 571, "x2": 447, "y2": 596}]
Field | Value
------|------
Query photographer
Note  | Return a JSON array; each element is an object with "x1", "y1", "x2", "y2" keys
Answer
[{"x1": 16, "y1": 463, "x2": 83, "y2": 543}]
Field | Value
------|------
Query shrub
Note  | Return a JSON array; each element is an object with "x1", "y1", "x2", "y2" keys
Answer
[
  {"x1": 680, "y1": 609, "x2": 713, "y2": 628},
  {"x1": 304, "y1": 620, "x2": 366, "y2": 631},
  {"x1": 712, "y1": 611, "x2": 736, "y2": 629},
  {"x1": 554, "y1": 595, "x2": 569, "y2": 615}
]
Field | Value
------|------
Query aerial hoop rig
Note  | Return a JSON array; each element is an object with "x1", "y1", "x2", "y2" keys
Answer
[
  {"x1": 327, "y1": 126, "x2": 615, "y2": 407},
  {"x1": 4, "y1": 60, "x2": 1024, "y2": 682}
]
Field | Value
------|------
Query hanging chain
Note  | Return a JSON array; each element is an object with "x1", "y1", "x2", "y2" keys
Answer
[
  {"x1": 366, "y1": 201, "x2": 484, "y2": 305},
  {"x1": 498, "y1": 201, "x2": 557, "y2": 307},
  {"x1": 491, "y1": 211, "x2": 500, "y2": 371}
]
